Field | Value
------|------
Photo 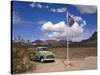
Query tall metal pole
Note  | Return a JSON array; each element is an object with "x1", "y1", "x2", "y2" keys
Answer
[
  {"x1": 66, "y1": 29, "x2": 70, "y2": 67},
  {"x1": 66, "y1": 10, "x2": 70, "y2": 67}
]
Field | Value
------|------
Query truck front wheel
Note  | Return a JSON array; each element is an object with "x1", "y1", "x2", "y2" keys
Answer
[{"x1": 40, "y1": 57, "x2": 44, "y2": 63}]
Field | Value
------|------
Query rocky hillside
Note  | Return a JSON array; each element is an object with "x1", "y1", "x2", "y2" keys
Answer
[{"x1": 32, "y1": 32, "x2": 97, "y2": 48}]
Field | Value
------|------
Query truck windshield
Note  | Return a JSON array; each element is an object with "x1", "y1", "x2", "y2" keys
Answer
[
  {"x1": 41, "y1": 48, "x2": 47, "y2": 51},
  {"x1": 36, "y1": 47, "x2": 48, "y2": 51}
]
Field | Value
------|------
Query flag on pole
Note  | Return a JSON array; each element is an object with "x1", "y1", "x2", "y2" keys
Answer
[
  {"x1": 68, "y1": 15, "x2": 75, "y2": 27},
  {"x1": 64, "y1": 12, "x2": 75, "y2": 67}
]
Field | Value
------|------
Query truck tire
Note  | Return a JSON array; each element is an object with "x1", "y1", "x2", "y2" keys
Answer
[{"x1": 40, "y1": 57, "x2": 44, "y2": 63}]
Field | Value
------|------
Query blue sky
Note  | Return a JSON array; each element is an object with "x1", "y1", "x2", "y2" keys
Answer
[{"x1": 12, "y1": 1, "x2": 97, "y2": 42}]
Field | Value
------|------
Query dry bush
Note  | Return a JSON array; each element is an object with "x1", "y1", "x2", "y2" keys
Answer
[{"x1": 12, "y1": 43, "x2": 36, "y2": 74}]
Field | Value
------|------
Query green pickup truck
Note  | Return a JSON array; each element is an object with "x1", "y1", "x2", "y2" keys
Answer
[{"x1": 31, "y1": 47, "x2": 55, "y2": 63}]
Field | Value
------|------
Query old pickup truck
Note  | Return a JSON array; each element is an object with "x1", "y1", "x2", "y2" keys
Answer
[{"x1": 31, "y1": 47, "x2": 55, "y2": 63}]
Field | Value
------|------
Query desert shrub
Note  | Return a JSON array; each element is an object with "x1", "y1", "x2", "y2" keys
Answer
[
  {"x1": 12, "y1": 47, "x2": 31, "y2": 74},
  {"x1": 12, "y1": 42, "x2": 35, "y2": 74}
]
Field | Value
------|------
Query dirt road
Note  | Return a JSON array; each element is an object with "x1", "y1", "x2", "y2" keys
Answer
[{"x1": 27, "y1": 56, "x2": 97, "y2": 73}]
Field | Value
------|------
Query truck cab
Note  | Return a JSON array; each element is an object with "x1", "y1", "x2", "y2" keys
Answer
[{"x1": 32, "y1": 47, "x2": 55, "y2": 63}]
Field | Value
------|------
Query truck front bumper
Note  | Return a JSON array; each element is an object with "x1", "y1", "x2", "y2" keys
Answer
[{"x1": 44, "y1": 58, "x2": 55, "y2": 61}]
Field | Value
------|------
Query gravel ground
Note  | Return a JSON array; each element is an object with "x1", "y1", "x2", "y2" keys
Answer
[{"x1": 26, "y1": 56, "x2": 97, "y2": 73}]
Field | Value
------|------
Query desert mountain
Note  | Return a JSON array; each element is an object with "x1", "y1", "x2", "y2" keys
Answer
[{"x1": 32, "y1": 32, "x2": 97, "y2": 48}]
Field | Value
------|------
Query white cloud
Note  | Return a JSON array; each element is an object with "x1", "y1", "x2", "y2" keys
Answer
[
  {"x1": 76, "y1": 5, "x2": 97, "y2": 14},
  {"x1": 30, "y1": 3, "x2": 35, "y2": 7},
  {"x1": 30, "y1": 3, "x2": 49, "y2": 9},
  {"x1": 41, "y1": 15, "x2": 89, "y2": 42},
  {"x1": 73, "y1": 16, "x2": 83, "y2": 21},
  {"x1": 50, "y1": 8, "x2": 56, "y2": 12},
  {"x1": 29, "y1": 3, "x2": 43, "y2": 8},
  {"x1": 56, "y1": 8, "x2": 67, "y2": 12},
  {"x1": 29, "y1": 3, "x2": 67, "y2": 13},
  {"x1": 36, "y1": 4, "x2": 42, "y2": 8},
  {"x1": 42, "y1": 22, "x2": 85, "y2": 41},
  {"x1": 71, "y1": 15, "x2": 86, "y2": 27},
  {"x1": 80, "y1": 20, "x2": 86, "y2": 27},
  {"x1": 50, "y1": 7, "x2": 67, "y2": 13},
  {"x1": 48, "y1": 32, "x2": 61, "y2": 38},
  {"x1": 41, "y1": 21, "x2": 66, "y2": 32}
]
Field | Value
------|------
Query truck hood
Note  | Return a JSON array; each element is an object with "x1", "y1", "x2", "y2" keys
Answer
[{"x1": 39, "y1": 51, "x2": 54, "y2": 56}]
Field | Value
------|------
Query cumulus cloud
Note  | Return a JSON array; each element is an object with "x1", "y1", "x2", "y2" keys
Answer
[
  {"x1": 41, "y1": 15, "x2": 88, "y2": 42},
  {"x1": 41, "y1": 21, "x2": 66, "y2": 32},
  {"x1": 76, "y1": 5, "x2": 97, "y2": 14},
  {"x1": 72, "y1": 15, "x2": 86, "y2": 27},
  {"x1": 73, "y1": 16, "x2": 83, "y2": 21}
]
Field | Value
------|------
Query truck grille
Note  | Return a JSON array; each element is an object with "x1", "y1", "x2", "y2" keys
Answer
[{"x1": 47, "y1": 55, "x2": 54, "y2": 58}]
